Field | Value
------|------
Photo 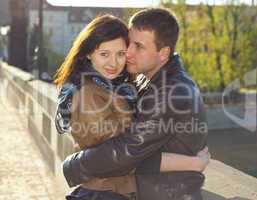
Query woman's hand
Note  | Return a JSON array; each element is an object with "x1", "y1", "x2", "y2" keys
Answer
[
  {"x1": 160, "y1": 146, "x2": 211, "y2": 172},
  {"x1": 196, "y1": 146, "x2": 211, "y2": 172}
]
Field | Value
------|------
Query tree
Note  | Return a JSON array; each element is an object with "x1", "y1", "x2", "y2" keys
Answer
[
  {"x1": 161, "y1": 2, "x2": 256, "y2": 91},
  {"x1": 206, "y1": 5, "x2": 226, "y2": 90}
]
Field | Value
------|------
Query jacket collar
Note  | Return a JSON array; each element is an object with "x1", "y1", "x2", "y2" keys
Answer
[{"x1": 150, "y1": 52, "x2": 186, "y2": 85}]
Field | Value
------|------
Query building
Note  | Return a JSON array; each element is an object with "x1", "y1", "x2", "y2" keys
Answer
[
  {"x1": 28, "y1": 0, "x2": 124, "y2": 55},
  {"x1": 0, "y1": 0, "x2": 10, "y2": 26}
]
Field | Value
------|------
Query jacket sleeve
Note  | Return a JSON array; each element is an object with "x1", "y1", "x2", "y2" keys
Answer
[
  {"x1": 63, "y1": 86, "x2": 172, "y2": 187},
  {"x1": 55, "y1": 82, "x2": 77, "y2": 134}
]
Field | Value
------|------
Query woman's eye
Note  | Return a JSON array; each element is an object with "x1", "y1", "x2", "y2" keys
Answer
[{"x1": 100, "y1": 52, "x2": 108, "y2": 57}]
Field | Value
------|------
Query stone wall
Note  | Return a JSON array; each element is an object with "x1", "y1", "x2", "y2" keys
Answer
[{"x1": 0, "y1": 61, "x2": 73, "y2": 191}]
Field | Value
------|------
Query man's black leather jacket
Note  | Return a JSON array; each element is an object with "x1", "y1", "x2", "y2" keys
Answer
[{"x1": 62, "y1": 54, "x2": 208, "y2": 199}]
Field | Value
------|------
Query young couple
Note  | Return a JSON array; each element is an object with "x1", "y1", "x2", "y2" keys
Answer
[{"x1": 55, "y1": 8, "x2": 209, "y2": 200}]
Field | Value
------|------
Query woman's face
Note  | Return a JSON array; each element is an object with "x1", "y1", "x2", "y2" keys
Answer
[{"x1": 88, "y1": 37, "x2": 127, "y2": 80}]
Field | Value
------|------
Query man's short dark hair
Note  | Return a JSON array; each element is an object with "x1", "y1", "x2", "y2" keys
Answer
[{"x1": 129, "y1": 8, "x2": 179, "y2": 55}]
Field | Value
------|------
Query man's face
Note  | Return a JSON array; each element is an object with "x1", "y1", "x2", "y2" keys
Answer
[{"x1": 126, "y1": 28, "x2": 162, "y2": 79}]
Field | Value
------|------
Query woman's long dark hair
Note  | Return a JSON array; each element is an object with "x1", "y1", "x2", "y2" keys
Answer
[{"x1": 54, "y1": 14, "x2": 129, "y2": 87}]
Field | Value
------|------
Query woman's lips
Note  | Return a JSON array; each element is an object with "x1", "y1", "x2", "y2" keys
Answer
[{"x1": 105, "y1": 68, "x2": 117, "y2": 74}]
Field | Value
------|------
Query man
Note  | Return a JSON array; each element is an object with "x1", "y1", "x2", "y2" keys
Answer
[{"x1": 63, "y1": 8, "x2": 208, "y2": 200}]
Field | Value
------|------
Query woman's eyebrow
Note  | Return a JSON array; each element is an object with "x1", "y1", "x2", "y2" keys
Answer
[{"x1": 96, "y1": 49, "x2": 109, "y2": 52}]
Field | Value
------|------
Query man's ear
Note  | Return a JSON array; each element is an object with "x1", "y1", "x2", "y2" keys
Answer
[
  {"x1": 159, "y1": 46, "x2": 170, "y2": 62},
  {"x1": 87, "y1": 55, "x2": 91, "y2": 60}
]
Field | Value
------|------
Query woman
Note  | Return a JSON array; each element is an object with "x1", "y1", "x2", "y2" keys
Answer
[{"x1": 54, "y1": 15, "x2": 209, "y2": 200}]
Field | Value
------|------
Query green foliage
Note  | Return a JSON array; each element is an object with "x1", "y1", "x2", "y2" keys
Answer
[
  {"x1": 162, "y1": 2, "x2": 257, "y2": 91},
  {"x1": 45, "y1": 49, "x2": 64, "y2": 77},
  {"x1": 122, "y1": 8, "x2": 142, "y2": 25},
  {"x1": 43, "y1": 32, "x2": 64, "y2": 77}
]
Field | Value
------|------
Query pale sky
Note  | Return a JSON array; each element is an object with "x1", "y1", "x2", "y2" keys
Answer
[
  {"x1": 47, "y1": 0, "x2": 254, "y2": 7},
  {"x1": 47, "y1": 0, "x2": 159, "y2": 7}
]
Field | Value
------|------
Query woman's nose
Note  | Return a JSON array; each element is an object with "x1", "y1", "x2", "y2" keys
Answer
[
  {"x1": 108, "y1": 55, "x2": 117, "y2": 67},
  {"x1": 126, "y1": 44, "x2": 133, "y2": 59}
]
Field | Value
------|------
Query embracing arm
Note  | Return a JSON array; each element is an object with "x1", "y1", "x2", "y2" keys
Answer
[
  {"x1": 160, "y1": 146, "x2": 210, "y2": 172},
  {"x1": 63, "y1": 119, "x2": 171, "y2": 187},
  {"x1": 63, "y1": 119, "x2": 209, "y2": 187},
  {"x1": 63, "y1": 85, "x2": 173, "y2": 186}
]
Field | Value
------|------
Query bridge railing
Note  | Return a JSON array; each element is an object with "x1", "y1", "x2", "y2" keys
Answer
[{"x1": 0, "y1": 61, "x2": 73, "y2": 192}]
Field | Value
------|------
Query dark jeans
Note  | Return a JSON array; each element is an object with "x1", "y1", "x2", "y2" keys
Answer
[
  {"x1": 66, "y1": 186, "x2": 202, "y2": 200},
  {"x1": 66, "y1": 186, "x2": 132, "y2": 200},
  {"x1": 177, "y1": 189, "x2": 203, "y2": 200},
  {"x1": 136, "y1": 172, "x2": 204, "y2": 200}
]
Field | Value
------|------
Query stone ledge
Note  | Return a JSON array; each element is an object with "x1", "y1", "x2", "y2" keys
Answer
[
  {"x1": 203, "y1": 159, "x2": 257, "y2": 199},
  {"x1": 0, "y1": 61, "x2": 34, "y2": 81}
]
